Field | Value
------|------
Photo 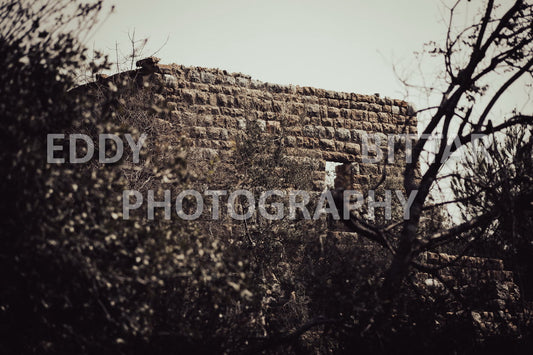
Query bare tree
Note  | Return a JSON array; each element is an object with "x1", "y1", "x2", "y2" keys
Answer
[{"x1": 335, "y1": 0, "x2": 533, "y2": 303}]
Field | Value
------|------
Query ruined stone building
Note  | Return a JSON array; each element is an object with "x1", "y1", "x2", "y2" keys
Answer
[
  {"x1": 81, "y1": 57, "x2": 525, "y2": 337},
  {"x1": 102, "y1": 56, "x2": 418, "y2": 193}
]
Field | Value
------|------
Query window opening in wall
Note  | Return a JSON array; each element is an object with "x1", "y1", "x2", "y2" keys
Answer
[
  {"x1": 325, "y1": 161, "x2": 344, "y2": 191},
  {"x1": 325, "y1": 161, "x2": 352, "y2": 191}
]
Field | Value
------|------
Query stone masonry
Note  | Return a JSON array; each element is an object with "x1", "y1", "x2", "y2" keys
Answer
[
  {"x1": 80, "y1": 57, "x2": 525, "y2": 334},
  {"x1": 107, "y1": 57, "x2": 418, "y2": 192}
]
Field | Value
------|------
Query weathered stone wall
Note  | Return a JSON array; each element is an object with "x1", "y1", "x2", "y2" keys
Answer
[
  {"x1": 82, "y1": 57, "x2": 524, "y2": 333},
  {"x1": 113, "y1": 57, "x2": 418, "y2": 191}
]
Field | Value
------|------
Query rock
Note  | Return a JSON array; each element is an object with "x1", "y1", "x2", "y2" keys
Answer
[
  {"x1": 200, "y1": 71, "x2": 216, "y2": 84},
  {"x1": 163, "y1": 74, "x2": 177, "y2": 88},
  {"x1": 335, "y1": 128, "x2": 351, "y2": 141},
  {"x1": 136, "y1": 56, "x2": 160, "y2": 68}
]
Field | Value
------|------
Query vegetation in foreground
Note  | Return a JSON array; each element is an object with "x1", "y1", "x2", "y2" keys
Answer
[{"x1": 1, "y1": 1, "x2": 532, "y2": 354}]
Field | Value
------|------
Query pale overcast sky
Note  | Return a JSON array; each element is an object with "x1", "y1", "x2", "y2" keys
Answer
[
  {"x1": 89, "y1": 0, "x2": 530, "y2": 121},
  {"x1": 90, "y1": 1, "x2": 444, "y2": 99}
]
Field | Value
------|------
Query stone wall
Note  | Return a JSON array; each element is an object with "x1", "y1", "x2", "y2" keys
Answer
[{"x1": 102, "y1": 57, "x2": 418, "y2": 191}]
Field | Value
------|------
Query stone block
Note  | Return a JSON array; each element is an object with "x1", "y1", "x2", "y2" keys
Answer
[
  {"x1": 325, "y1": 127, "x2": 335, "y2": 139},
  {"x1": 344, "y1": 143, "x2": 360, "y2": 155},
  {"x1": 339, "y1": 100, "x2": 350, "y2": 109},
  {"x1": 367, "y1": 111, "x2": 378, "y2": 122},
  {"x1": 319, "y1": 139, "x2": 336, "y2": 150},
  {"x1": 181, "y1": 89, "x2": 195, "y2": 105},
  {"x1": 196, "y1": 92, "x2": 209, "y2": 105},
  {"x1": 328, "y1": 107, "x2": 340, "y2": 118},
  {"x1": 340, "y1": 108, "x2": 350, "y2": 119},
  {"x1": 303, "y1": 138, "x2": 318, "y2": 149},
  {"x1": 217, "y1": 94, "x2": 228, "y2": 107},
  {"x1": 306, "y1": 104, "x2": 320, "y2": 117},
  {"x1": 335, "y1": 128, "x2": 351, "y2": 141},
  {"x1": 200, "y1": 71, "x2": 216, "y2": 84},
  {"x1": 334, "y1": 117, "x2": 344, "y2": 128},
  {"x1": 190, "y1": 70, "x2": 201, "y2": 82},
  {"x1": 328, "y1": 99, "x2": 340, "y2": 107},
  {"x1": 222, "y1": 86, "x2": 234, "y2": 95},
  {"x1": 302, "y1": 86, "x2": 315, "y2": 96},
  {"x1": 322, "y1": 117, "x2": 334, "y2": 127},
  {"x1": 223, "y1": 76, "x2": 236, "y2": 85},
  {"x1": 378, "y1": 112, "x2": 390, "y2": 122},
  {"x1": 237, "y1": 118, "x2": 246, "y2": 130},
  {"x1": 256, "y1": 119, "x2": 266, "y2": 131},
  {"x1": 322, "y1": 151, "x2": 353, "y2": 163},
  {"x1": 303, "y1": 125, "x2": 317, "y2": 137},
  {"x1": 285, "y1": 136, "x2": 297, "y2": 147},
  {"x1": 191, "y1": 126, "x2": 207, "y2": 138},
  {"x1": 236, "y1": 76, "x2": 250, "y2": 87},
  {"x1": 316, "y1": 126, "x2": 327, "y2": 138},
  {"x1": 362, "y1": 121, "x2": 373, "y2": 131},
  {"x1": 290, "y1": 103, "x2": 305, "y2": 116}
]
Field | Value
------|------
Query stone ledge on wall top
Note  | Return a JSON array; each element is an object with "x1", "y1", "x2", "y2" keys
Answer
[{"x1": 134, "y1": 57, "x2": 414, "y2": 111}]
